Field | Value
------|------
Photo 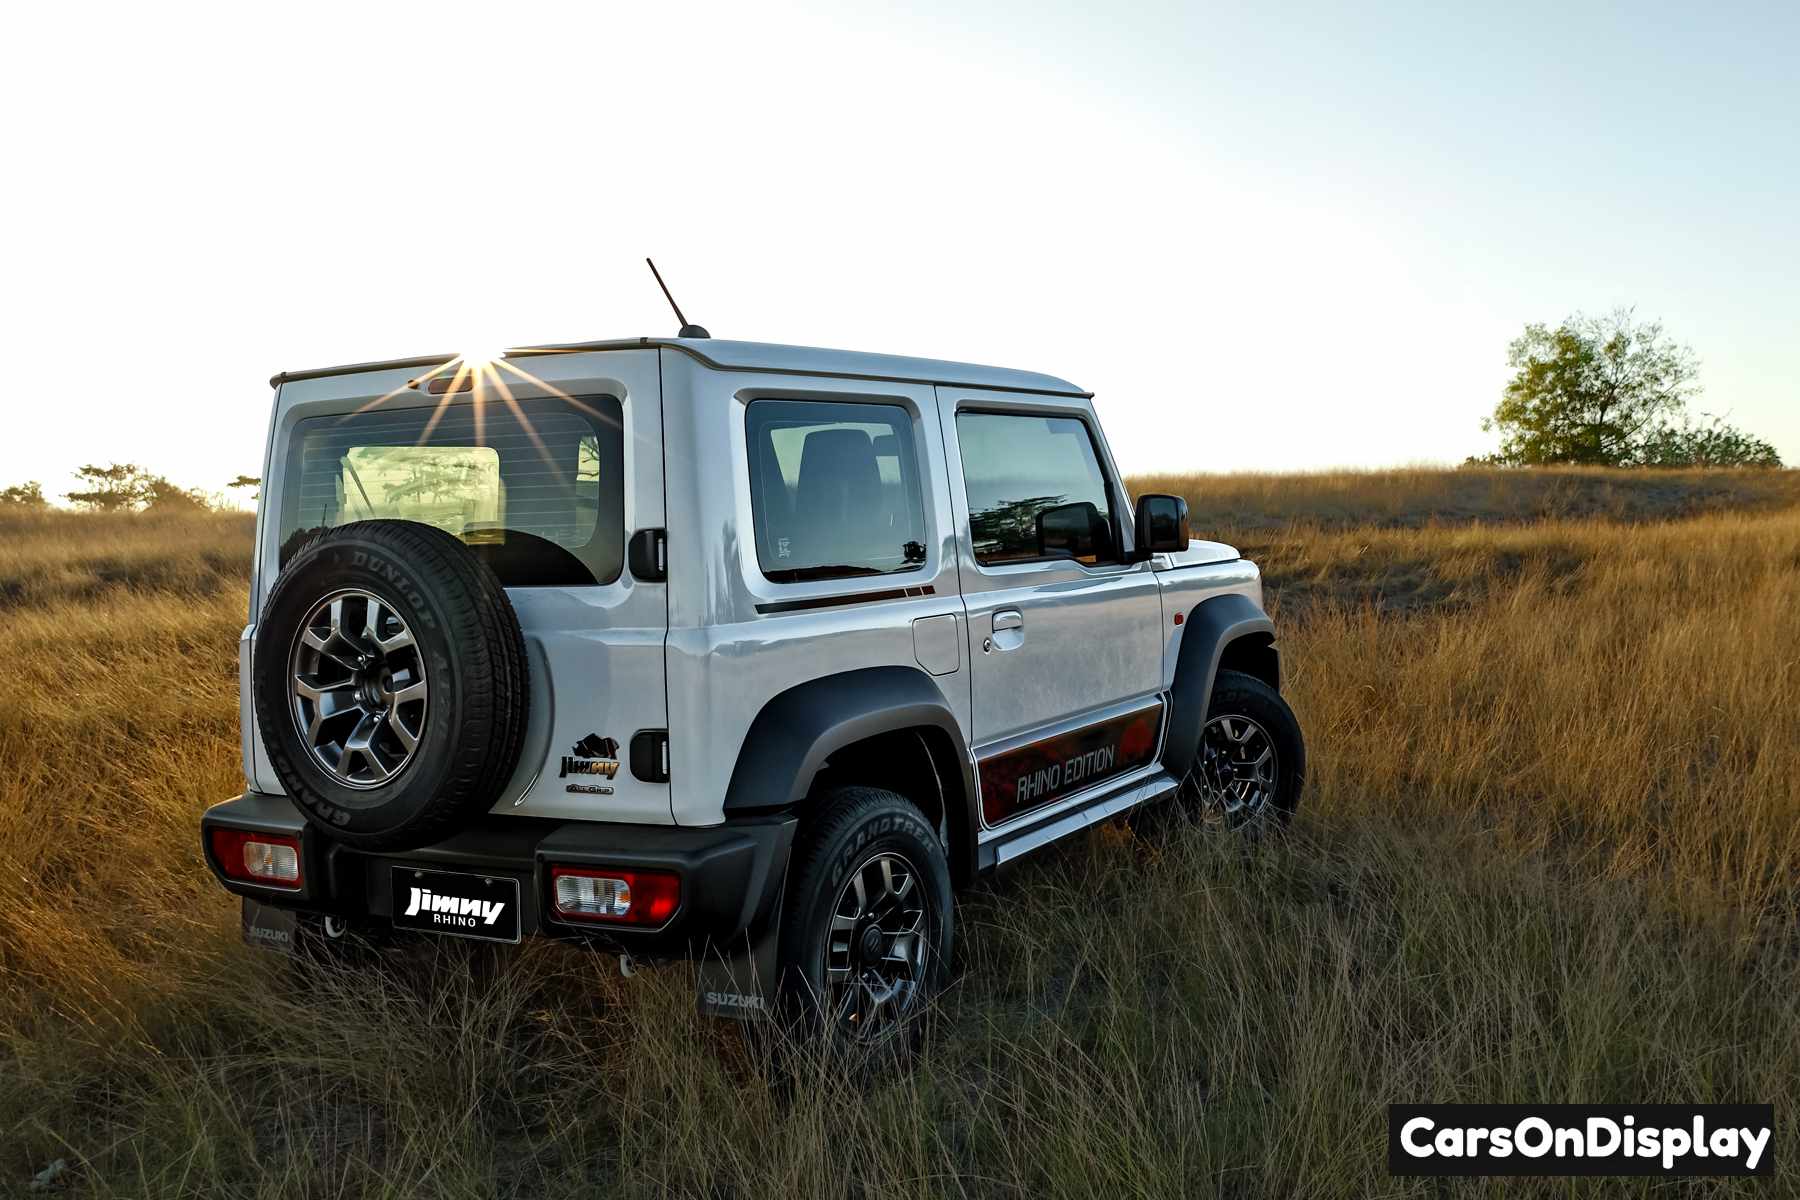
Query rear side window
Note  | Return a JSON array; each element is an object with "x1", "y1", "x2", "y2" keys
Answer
[
  {"x1": 745, "y1": 399, "x2": 928, "y2": 583},
  {"x1": 956, "y1": 411, "x2": 1119, "y2": 566},
  {"x1": 280, "y1": 394, "x2": 623, "y2": 586}
]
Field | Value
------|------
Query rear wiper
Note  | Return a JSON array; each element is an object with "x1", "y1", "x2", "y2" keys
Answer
[{"x1": 342, "y1": 457, "x2": 379, "y2": 519}]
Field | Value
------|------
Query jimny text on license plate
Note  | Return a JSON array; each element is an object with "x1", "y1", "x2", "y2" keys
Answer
[{"x1": 391, "y1": 867, "x2": 522, "y2": 943}]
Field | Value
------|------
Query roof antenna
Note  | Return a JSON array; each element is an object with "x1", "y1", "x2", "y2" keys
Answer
[{"x1": 645, "y1": 257, "x2": 710, "y2": 339}]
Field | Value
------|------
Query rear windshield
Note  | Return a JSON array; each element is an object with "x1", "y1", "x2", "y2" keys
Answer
[{"x1": 279, "y1": 394, "x2": 624, "y2": 586}]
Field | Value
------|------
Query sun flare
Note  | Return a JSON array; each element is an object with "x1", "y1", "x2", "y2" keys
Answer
[{"x1": 458, "y1": 346, "x2": 505, "y2": 371}]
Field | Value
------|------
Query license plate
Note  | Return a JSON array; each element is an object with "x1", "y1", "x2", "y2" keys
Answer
[{"x1": 390, "y1": 867, "x2": 522, "y2": 943}]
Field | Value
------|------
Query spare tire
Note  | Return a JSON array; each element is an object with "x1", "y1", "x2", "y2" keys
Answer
[{"x1": 252, "y1": 520, "x2": 530, "y2": 851}]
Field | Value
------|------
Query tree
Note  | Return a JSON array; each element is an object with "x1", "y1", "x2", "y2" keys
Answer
[
  {"x1": 65, "y1": 464, "x2": 217, "y2": 511},
  {"x1": 1482, "y1": 310, "x2": 1696, "y2": 466},
  {"x1": 0, "y1": 481, "x2": 47, "y2": 508},
  {"x1": 228, "y1": 475, "x2": 261, "y2": 500},
  {"x1": 66, "y1": 463, "x2": 155, "y2": 510},
  {"x1": 142, "y1": 475, "x2": 210, "y2": 511},
  {"x1": 1481, "y1": 309, "x2": 1781, "y2": 467}
]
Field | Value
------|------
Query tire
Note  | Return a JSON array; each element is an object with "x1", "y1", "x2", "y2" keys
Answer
[
  {"x1": 252, "y1": 520, "x2": 530, "y2": 851},
  {"x1": 775, "y1": 787, "x2": 953, "y2": 1055},
  {"x1": 1181, "y1": 669, "x2": 1305, "y2": 830}
]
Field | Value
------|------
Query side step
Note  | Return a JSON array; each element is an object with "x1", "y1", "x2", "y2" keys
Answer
[{"x1": 976, "y1": 769, "x2": 1181, "y2": 872}]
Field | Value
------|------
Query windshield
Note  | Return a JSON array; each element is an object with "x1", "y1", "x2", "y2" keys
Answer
[{"x1": 279, "y1": 393, "x2": 624, "y2": 586}]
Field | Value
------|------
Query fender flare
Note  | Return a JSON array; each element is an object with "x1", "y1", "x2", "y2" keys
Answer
[
  {"x1": 1163, "y1": 593, "x2": 1277, "y2": 779},
  {"x1": 721, "y1": 665, "x2": 979, "y2": 873}
]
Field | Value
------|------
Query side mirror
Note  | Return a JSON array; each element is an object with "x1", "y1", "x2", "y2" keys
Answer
[
  {"x1": 1133, "y1": 493, "x2": 1189, "y2": 558},
  {"x1": 1035, "y1": 500, "x2": 1107, "y2": 561}
]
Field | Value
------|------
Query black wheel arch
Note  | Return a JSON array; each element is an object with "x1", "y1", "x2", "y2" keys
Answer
[
  {"x1": 721, "y1": 665, "x2": 979, "y2": 888},
  {"x1": 1164, "y1": 592, "x2": 1279, "y2": 779}
]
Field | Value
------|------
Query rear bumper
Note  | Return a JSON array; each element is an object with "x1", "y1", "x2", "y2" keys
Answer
[{"x1": 200, "y1": 792, "x2": 795, "y2": 957}]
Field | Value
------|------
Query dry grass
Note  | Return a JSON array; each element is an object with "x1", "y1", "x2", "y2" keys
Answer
[
  {"x1": 1134, "y1": 464, "x2": 1800, "y2": 535},
  {"x1": 0, "y1": 508, "x2": 253, "y2": 611},
  {"x1": 1, "y1": 474, "x2": 1796, "y2": 1198}
]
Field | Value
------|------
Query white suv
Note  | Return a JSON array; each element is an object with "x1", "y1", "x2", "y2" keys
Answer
[{"x1": 202, "y1": 334, "x2": 1304, "y2": 1046}]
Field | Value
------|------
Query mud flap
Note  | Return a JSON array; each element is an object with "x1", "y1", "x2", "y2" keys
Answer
[
  {"x1": 241, "y1": 896, "x2": 300, "y2": 954},
  {"x1": 694, "y1": 892, "x2": 784, "y2": 1022}
]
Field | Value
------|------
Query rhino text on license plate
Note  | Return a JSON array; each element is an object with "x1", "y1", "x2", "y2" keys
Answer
[{"x1": 390, "y1": 867, "x2": 522, "y2": 943}]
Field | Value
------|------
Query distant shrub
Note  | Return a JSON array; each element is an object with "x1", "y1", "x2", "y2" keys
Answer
[
  {"x1": 141, "y1": 475, "x2": 212, "y2": 512},
  {"x1": 0, "y1": 481, "x2": 46, "y2": 508},
  {"x1": 1634, "y1": 414, "x2": 1782, "y2": 468}
]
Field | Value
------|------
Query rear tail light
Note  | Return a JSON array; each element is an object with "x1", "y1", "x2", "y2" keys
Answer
[
  {"x1": 550, "y1": 865, "x2": 679, "y2": 927},
  {"x1": 210, "y1": 829, "x2": 303, "y2": 889}
]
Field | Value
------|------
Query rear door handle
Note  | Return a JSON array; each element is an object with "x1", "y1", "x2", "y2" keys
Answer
[{"x1": 992, "y1": 610, "x2": 1023, "y2": 632}]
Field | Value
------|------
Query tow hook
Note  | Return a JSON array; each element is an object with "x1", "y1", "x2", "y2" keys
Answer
[{"x1": 619, "y1": 953, "x2": 637, "y2": 978}]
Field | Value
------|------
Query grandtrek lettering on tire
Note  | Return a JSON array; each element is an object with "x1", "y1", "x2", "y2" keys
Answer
[{"x1": 205, "y1": 335, "x2": 1303, "y2": 1062}]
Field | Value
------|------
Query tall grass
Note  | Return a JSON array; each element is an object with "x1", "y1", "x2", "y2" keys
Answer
[
  {"x1": 1134, "y1": 464, "x2": 1800, "y2": 534},
  {"x1": 0, "y1": 477, "x2": 1795, "y2": 1197},
  {"x1": 0, "y1": 508, "x2": 253, "y2": 611}
]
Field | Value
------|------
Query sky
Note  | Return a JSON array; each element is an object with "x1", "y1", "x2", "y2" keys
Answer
[{"x1": 3, "y1": 0, "x2": 1795, "y2": 501}]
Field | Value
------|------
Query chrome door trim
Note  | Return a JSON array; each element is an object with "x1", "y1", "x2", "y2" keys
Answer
[{"x1": 984, "y1": 770, "x2": 1182, "y2": 869}]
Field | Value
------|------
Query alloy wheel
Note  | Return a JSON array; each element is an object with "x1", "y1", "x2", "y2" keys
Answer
[
  {"x1": 287, "y1": 590, "x2": 429, "y2": 788},
  {"x1": 1187, "y1": 712, "x2": 1279, "y2": 828},
  {"x1": 822, "y1": 851, "x2": 932, "y2": 1041}
]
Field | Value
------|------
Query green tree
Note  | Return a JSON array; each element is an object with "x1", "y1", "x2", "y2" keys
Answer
[
  {"x1": 0, "y1": 481, "x2": 46, "y2": 508},
  {"x1": 1481, "y1": 309, "x2": 1780, "y2": 467},
  {"x1": 66, "y1": 463, "x2": 155, "y2": 510},
  {"x1": 227, "y1": 474, "x2": 262, "y2": 501},
  {"x1": 1483, "y1": 310, "x2": 1697, "y2": 466}
]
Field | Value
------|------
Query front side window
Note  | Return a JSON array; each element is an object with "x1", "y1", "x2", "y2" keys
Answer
[
  {"x1": 280, "y1": 394, "x2": 623, "y2": 586},
  {"x1": 956, "y1": 411, "x2": 1119, "y2": 566},
  {"x1": 746, "y1": 399, "x2": 928, "y2": 583}
]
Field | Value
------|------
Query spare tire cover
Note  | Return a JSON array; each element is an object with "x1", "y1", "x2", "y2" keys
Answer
[{"x1": 252, "y1": 520, "x2": 530, "y2": 851}]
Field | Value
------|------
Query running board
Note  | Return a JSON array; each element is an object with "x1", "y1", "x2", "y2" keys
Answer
[{"x1": 976, "y1": 769, "x2": 1181, "y2": 872}]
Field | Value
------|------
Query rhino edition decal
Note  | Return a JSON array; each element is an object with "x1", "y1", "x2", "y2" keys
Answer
[{"x1": 979, "y1": 701, "x2": 1164, "y2": 826}]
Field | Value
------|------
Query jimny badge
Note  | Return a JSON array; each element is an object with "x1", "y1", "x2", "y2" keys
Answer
[{"x1": 557, "y1": 734, "x2": 621, "y2": 795}]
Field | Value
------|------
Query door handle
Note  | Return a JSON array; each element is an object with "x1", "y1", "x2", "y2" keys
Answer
[{"x1": 992, "y1": 610, "x2": 1023, "y2": 632}]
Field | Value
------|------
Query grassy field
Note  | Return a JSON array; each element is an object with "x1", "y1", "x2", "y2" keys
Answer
[{"x1": 1, "y1": 469, "x2": 1796, "y2": 1198}]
